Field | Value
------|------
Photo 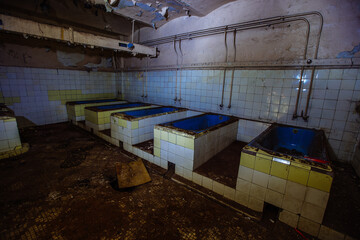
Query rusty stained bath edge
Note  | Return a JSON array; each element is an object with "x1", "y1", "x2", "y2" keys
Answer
[
  {"x1": 243, "y1": 123, "x2": 333, "y2": 173},
  {"x1": 155, "y1": 113, "x2": 239, "y2": 138},
  {"x1": 66, "y1": 98, "x2": 123, "y2": 106},
  {"x1": 111, "y1": 106, "x2": 188, "y2": 121},
  {"x1": 84, "y1": 102, "x2": 151, "y2": 112}
]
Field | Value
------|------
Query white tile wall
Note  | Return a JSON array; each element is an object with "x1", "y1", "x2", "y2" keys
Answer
[
  {"x1": 0, "y1": 66, "x2": 116, "y2": 125},
  {"x1": 120, "y1": 69, "x2": 360, "y2": 163}
]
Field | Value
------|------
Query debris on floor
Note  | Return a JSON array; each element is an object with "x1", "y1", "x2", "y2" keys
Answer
[{"x1": 116, "y1": 158, "x2": 151, "y2": 188}]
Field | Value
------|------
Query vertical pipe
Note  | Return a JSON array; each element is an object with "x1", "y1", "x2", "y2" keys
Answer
[
  {"x1": 174, "y1": 39, "x2": 178, "y2": 102},
  {"x1": 313, "y1": 12, "x2": 323, "y2": 60},
  {"x1": 145, "y1": 56, "x2": 148, "y2": 98},
  {"x1": 178, "y1": 39, "x2": 183, "y2": 103},
  {"x1": 220, "y1": 28, "x2": 228, "y2": 109},
  {"x1": 227, "y1": 69, "x2": 235, "y2": 109},
  {"x1": 228, "y1": 30, "x2": 237, "y2": 109},
  {"x1": 131, "y1": 20, "x2": 135, "y2": 43},
  {"x1": 121, "y1": 71, "x2": 124, "y2": 99},
  {"x1": 303, "y1": 13, "x2": 323, "y2": 120},
  {"x1": 292, "y1": 67, "x2": 305, "y2": 119},
  {"x1": 112, "y1": 53, "x2": 117, "y2": 71},
  {"x1": 303, "y1": 67, "x2": 316, "y2": 120},
  {"x1": 291, "y1": 17, "x2": 311, "y2": 119},
  {"x1": 141, "y1": 70, "x2": 145, "y2": 98}
]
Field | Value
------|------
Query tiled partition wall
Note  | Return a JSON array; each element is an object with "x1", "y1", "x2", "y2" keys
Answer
[
  {"x1": 111, "y1": 110, "x2": 188, "y2": 145},
  {"x1": 154, "y1": 120, "x2": 238, "y2": 173},
  {"x1": 238, "y1": 144, "x2": 333, "y2": 234},
  {"x1": 0, "y1": 66, "x2": 117, "y2": 125},
  {"x1": 120, "y1": 69, "x2": 360, "y2": 164},
  {"x1": 0, "y1": 116, "x2": 21, "y2": 152}
]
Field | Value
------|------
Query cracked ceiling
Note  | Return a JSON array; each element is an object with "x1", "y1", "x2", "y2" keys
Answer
[
  {"x1": 88, "y1": 0, "x2": 235, "y2": 28},
  {"x1": 0, "y1": 0, "x2": 234, "y2": 38}
]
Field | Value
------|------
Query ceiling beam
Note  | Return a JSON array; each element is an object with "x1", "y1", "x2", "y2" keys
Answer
[{"x1": 0, "y1": 14, "x2": 157, "y2": 57}]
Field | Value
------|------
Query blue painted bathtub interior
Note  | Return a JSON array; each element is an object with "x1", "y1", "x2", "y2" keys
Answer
[
  {"x1": 251, "y1": 124, "x2": 327, "y2": 161},
  {"x1": 122, "y1": 107, "x2": 179, "y2": 118},
  {"x1": 95, "y1": 103, "x2": 145, "y2": 110},
  {"x1": 164, "y1": 114, "x2": 232, "y2": 133},
  {"x1": 70, "y1": 99, "x2": 118, "y2": 104}
]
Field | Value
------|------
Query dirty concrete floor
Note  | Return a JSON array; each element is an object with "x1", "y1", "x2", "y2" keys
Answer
[
  {"x1": 322, "y1": 161, "x2": 360, "y2": 237},
  {"x1": 0, "y1": 123, "x2": 310, "y2": 240},
  {"x1": 134, "y1": 139, "x2": 154, "y2": 155},
  {"x1": 194, "y1": 141, "x2": 247, "y2": 188}
]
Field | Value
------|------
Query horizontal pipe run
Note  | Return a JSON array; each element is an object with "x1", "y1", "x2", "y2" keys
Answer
[
  {"x1": 121, "y1": 58, "x2": 360, "y2": 71},
  {"x1": 140, "y1": 11, "x2": 321, "y2": 47},
  {"x1": 141, "y1": 19, "x2": 305, "y2": 46}
]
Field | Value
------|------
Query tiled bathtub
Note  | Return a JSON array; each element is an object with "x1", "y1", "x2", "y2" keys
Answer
[
  {"x1": 66, "y1": 99, "x2": 126, "y2": 124},
  {"x1": 154, "y1": 113, "x2": 239, "y2": 173},
  {"x1": 237, "y1": 123, "x2": 333, "y2": 230},
  {"x1": 84, "y1": 102, "x2": 155, "y2": 131},
  {"x1": 111, "y1": 106, "x2": 188, "y2": 145}
]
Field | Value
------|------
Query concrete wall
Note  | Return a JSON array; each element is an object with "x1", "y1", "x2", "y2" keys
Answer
[
  {"x1": 0, "y1": 66, "x2": 116, "y2": 125},
  {"x1": 127, "y1": 0, "x2": 360, "y2": 68}
]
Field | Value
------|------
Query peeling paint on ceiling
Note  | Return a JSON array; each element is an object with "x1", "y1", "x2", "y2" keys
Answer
[
  {"x1": 89, "y1": 0, "x2": 235, "y2": 28},
  {"x1": 337, "y1": 43, "x2": 360, "y2": 58}
]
